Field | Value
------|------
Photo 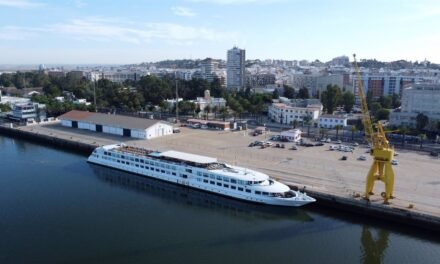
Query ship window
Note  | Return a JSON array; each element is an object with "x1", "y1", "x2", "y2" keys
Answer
[
  {"x1": 121, "y1": 155, "x2": 125, "y2": 159},
  {"x1": 203, "y1": 173, "x2": 209, "y2": 177},
  {"x1": 238, "y1": 187, "x2": 243, "y2": 191},
  {"x1": 135, "y1": 164, "x2": 139, "y2": 167},
  {"x1": 210, "y1": 175, "x2": 215, "y2": 179},
  {"x1": 210, "y1": 181, "x2": 215, "y2": 185},
  {"x1": 183, "y1": 175, "x2": 187, "y2": 179},
  {"x1": 255, "y1": 191, "x2": 261, "y2": 195},
  {"x1": 161, "y1": 170, "x2": 165, "y2": 173},
  {"x1": 166, "y1": 171, "x2": 170, "y2": 174},
  {"x1": 203, "y1": 179, "x2": 208, "y2": 183},
  {"x1": 231, "y1": 179, "x2": 237, "y2": 184},
  {"x1": 216, "y1": 175, "x2": 222, "y2": 180},
  {"x1": 156, "y1": 169, "x2": 159, "y2": 172},
  {"x1": 150, "y1": 167, "x2": 154, "y2": 171},
  {"x1": 222, "y1": 177, "x2": 229, "y2": 182},
  {"x1": 224, "y1": 184, "x2": 229, "y2": 188},
  {"x1": 172, "y1": 166, "x2": 176, "y2": 170},
  {"x1": 140, "y1": 160, "x2": 144, "y2": 163},
  {"x1": 117, "y1": 160, "x2": 120, "y2": 163},
  {"x1": 140, "y1": 165, "x2": 144, "y2": 168},
  {"x1": 216, "y1": 182, "x2": 221, "y2": 186},
  {"x1": 130, "y1": 158, "x2": 134, "y2": 161},
  {"x1": 231, "y1": 186, "x2": 236, "y2": 190},
  {"x1": 135, "y1": 158, "x2": 139, "y2": 162},
  {"x1": 197, "y1": 172, "x2": 202, "y2": 176},
  {"x1": 262, "y1": 192, "x2": 269, "y2": 196},
  {"x1": 145, "y1": 166, "x2": 149, "y2": 169},
  {"x1": 186, "y1": 169, "x2": 192, "y2": 173},
  {"x1": 172, "y1": 172, "x2": 176, "y2": 176},
  {"x1": 245, "y1": 189, "x2": 251, "y2": 193}
]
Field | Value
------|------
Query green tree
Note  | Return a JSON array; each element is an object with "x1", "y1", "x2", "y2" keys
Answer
[
  {"x1": 303, "y1": 114, "x2": 312, "y2": 136},
  {"x1": 375, "y1": 109, "x2": 390, "y2": 120},
  {"x1": 283, "y1": 85, "x2": 295, "y2": 99},
  {"x1": 0, "y1": 103, "x2": 11, "y2": 112},
  {"x1": 391, "y1": 93, "x2": 401, "y2": 108},
  {"x1": 219, "y1": 106, "x2": 228, "y2": 121},
  {"x1": 416, "y1": 113, "x2": 429, "y2": 131},
  {"x1": 195, "y1": 104, "x2": 201, "y2": 117},
  {"x1": 371, "y1": 102, "x2": 382, "y2": 116},
  {"x1": 342, "y1": 91, "x2": 355, "y2": 113},
  {"x1": 378, "y1": 96, "x2": 392, "y2": 109},
  {"x1": 272, "y1": 89, "x2": 279, "y2": 99},
  {"x1": 297, "y1": 87, "x2": 310, "y2": 99},
  {"x1": 321, "y1": 84, "x2": 342, "y2": 114}
]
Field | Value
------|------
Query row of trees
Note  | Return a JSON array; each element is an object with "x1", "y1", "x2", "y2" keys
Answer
[{"x1": 320, "y1": 84, "x2": 355, "y2": 114}]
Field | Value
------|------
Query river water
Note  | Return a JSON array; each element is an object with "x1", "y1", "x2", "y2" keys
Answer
[{"x1": 0, "y1": 136, "x2": 439, "y2": 264}]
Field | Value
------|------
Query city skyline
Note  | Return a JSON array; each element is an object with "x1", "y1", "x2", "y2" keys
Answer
[{"x1": 1, "y1": 0, "x2": 440, "y2": 64}]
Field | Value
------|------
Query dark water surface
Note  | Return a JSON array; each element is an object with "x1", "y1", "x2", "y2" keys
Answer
[{"x1": 1, "y1": 136, "x2": 439, "y2": 264}]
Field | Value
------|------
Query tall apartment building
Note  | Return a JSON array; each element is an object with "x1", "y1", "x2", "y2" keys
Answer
[
  {"x1": 291, "y1": 74, "x2": 344, "y2": 97},
  {"x1": 390, "y1": 83, "x2": 440, "y2": 127},
  {"x1": 201, "y1": 58, "x2": 219, "y2": 82},
  {"x1": 246, "y1": 73, "x2": 275, "y2": 87},
  {"x1": 227, "y1": 47, "x2": 246, "y2": 91}
]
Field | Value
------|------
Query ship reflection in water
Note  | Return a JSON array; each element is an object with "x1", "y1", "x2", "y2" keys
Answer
[{"x1": 89, "y1": 164, "x2": 313, "y2": 222}]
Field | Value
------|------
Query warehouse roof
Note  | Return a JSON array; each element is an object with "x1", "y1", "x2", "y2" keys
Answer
[{"x1": 58, "y1": 110, "x2": 170, "y2": 130}]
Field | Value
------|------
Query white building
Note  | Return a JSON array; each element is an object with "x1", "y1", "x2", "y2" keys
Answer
[
  {"x1": 227, "y1": 47, "x2": 246, "y2": 91},
  {"x1": 58, "y1": 110, "x2": 173, "y2": 139},
  {"x1": 318, "y1": 114, "x2": 348, "y2": 128},
  {"x1": 268, "y1": 103, "x2": 320, "y2": 125},
  {"x1": 9, "y1": 102, "x2": 46, "y2": 122},
  {"x1": 194, "y1": 90, "x2": 227, "y2": 112},
  {"x1": 291, "y1": 74, "x2": 344, "y2": 97},
  {"x1": 390, "y1": 83, "x2": 440, "y2": 127},
  {"x1": 280, "y1": 129, "x2": 302, "y2": 142}
]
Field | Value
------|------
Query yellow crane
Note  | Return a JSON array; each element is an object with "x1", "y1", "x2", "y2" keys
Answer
[{"x1": 353, "y1": 54, "x2": 395, "y2": 204}]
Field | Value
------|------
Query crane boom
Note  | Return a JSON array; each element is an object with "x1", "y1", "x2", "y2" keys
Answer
[{"x1": 353, "y1": 54, "x2": 374, "y2": 144}]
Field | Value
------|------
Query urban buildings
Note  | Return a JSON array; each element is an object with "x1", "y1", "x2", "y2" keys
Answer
[
  {"x1": 10, "y1": 102, "x2": 46, "y2": 122},
  {"x1": 246, "y1": 73, "x2": 276, "y2": 88},
  {"x1": 227, "y1": 47, "x2": 246, "y2": 91},
  {"x1": 318, "y1": 114, "x2": 348, "y2": 128},
  {"x1": 390, "y1": 83, "x2": 440, "y2": 127},
  {"x1": 268, "y1": 98, "x2": 322, "y2": 125},
  {"x1": 291, "y1": 74, "x2": 344, "y2": 97}
]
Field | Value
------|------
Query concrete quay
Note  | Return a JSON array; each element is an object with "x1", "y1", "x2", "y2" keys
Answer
[{"x1": 1, "y1": 123, "x2": 440, "y2": 232}]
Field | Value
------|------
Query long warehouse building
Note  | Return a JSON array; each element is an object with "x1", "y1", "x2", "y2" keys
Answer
[{"x1": 58, "y1": 110, "x2": 173, "y2": 139}]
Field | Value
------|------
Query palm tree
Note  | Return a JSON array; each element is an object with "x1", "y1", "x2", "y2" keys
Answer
[
  {"x1": 291, "y1": 119, "x2": 299, "y2": 129},
  {"x1": 212, "y1": 105, "x2": 219, "y2": 120},
  {"x1": 419, "y1": 133, "x2": 427, "y2": 149},
  {"x1": 303, "y1": 115, "x2": 312, "y2": 137},
  {"x1": 351, "y1": 126, "x2": 357, "y2": 141},
  {"x1": 219, "y1": 106, "x2": 228, "y2": 121},
  {"x1": 204, "y1": 105, "x2": 211, "y2": 120},
  {"x1": 335, "y1": 125, "x2": 342, "y2": 140},
  {"x1": 400, "y1": 125, "x2": 409, "y2": 146}
]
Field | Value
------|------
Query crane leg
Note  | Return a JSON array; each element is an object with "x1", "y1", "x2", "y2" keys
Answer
[
  {"x1": 384, "y1": 162, "x2": 395, "y2": 202},
  {"x1": 365, "y1": 162, "x2": 378, "y2": 200}
]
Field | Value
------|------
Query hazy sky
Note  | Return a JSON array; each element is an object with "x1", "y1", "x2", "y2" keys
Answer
[{"x1": 1, "y1": 0, "x2": 439, "y2": 64}]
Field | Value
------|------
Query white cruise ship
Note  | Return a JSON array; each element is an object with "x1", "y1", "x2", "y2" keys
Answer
[{"x1": 88, "y1": 144, "x2": 316, "y2": 207}]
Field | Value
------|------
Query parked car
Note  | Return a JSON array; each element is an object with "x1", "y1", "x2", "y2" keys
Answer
[
  {"x1": 391, "y1": 159, "x2": 398, "y2": 165},
  {"x1": 336, "y1": 140, "x2": 342, "y2": 144},
  {"x1": 430, "y1": 151, "x2": 439, "y2": 157},
  {"x1": 341, "y1": 156, "x2": 348, "y2": 160},
  {"x1": 358, "y1": 155, "x2": 366, "y2": 161},
  {"x1": 290, "y1": 145, "x2": 298, "y2": 150},
  {"x1": 352, "y1": 142, "x2": 359, "y2": 146}
]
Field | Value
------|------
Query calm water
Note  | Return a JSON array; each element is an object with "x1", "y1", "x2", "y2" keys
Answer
[{"x1": 0, "y1": 136, "x2": 439, "y2": 264}]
